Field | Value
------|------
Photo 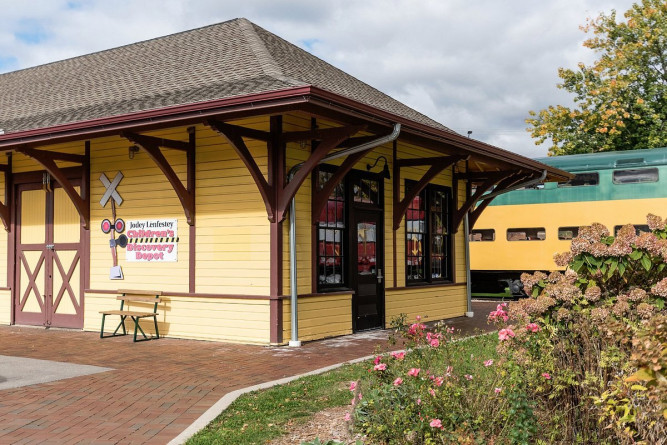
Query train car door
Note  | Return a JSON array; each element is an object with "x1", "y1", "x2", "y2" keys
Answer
[{"x1": 14, "y1": 177, "x2": 84, "y2": 328}]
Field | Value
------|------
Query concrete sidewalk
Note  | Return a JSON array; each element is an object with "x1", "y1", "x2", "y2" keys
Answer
[{"x1": 0, "y1": 301, "x2": 497, "y2": 444}]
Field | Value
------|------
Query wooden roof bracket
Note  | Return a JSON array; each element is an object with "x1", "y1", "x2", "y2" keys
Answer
[
  {"x1": 451, "y1": 171, "x2": 511, "y2": 233},
  {"x1": 311, "y1": 147, "x2": 375, "y2": 224},
  {"x1": 207, "y1": 119, "x2": 275, "y2": 221},
  {"x1": 122, "y1": 129, "x2": 196, "y2": 225},
  {"x1": 207, "y1": 118, "x2": 364, "y2": 223},
  {"x1": 467, "y1": 173, "x2": 529, "y2": 230},
  {"x1": 278, "y1": 125, "x2": 365, "y2": 222},
  {"x1": 393, "y1": 154, "x2": 469, "y2": 231},
  {"x1": 14, "y1": 146, "x2": 90, "y2": 229},
  {"x1": 0, "y1": 154, "x2": 11, "y2": 231}
]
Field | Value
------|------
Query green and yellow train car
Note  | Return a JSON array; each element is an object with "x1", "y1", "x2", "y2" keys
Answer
[{"x1": 470, "y1": 147, "x2": 667, "y2": 297}]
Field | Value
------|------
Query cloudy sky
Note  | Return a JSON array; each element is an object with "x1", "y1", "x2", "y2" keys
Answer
[{"x1": 0, "y1": 0, "x2": 636, "y2": 158}]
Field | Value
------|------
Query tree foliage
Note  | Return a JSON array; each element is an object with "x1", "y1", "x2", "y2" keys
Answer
[{"x1": 527, "y1": 0, "x2": 667, "y2": 155}]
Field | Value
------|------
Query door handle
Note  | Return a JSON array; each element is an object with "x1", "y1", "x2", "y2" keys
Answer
[{"x1": 377, "y1": 268, "x2": 383, "y2": 283}]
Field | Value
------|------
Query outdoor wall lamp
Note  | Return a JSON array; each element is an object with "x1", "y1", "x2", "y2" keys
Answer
[
  {"x1": 366, "y1": 155, "x2": 391, "y2": 180},
  {"x1": 128, "y1": 145, "x2": 140, "y2": 159}
]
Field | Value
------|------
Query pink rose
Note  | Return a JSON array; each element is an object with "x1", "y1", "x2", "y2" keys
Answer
[
  {"x1": 374, "y1": 363, "x2": 387, "y2": 371},
  {"x1": 429, "y1": 338, "x2": 440, "y2": 348},
  {"x1": 429, "y1": 418, "x2": 443, "y2": 429},
  {"x1": 433, "y1": 376, "x2": 444, "y2": 387},
  {"x1": 408, "y1": 368, "x2": 420, "y2": 377},
  {"x1": 526, "y1": 323, "x2": 541, "y2": 333},
  {"x1": 390, "y1": 351, "x2": 405, "y2": 360},
  {"x1": 498, "y1": 328, "x2": 515, "y2": 341},
  {"x1": 373, "y1": 355, "x2": 382, "y2": 365},
  {"x1": 393, "y1": 377, "x2": 403, "y2": 386},
  {"x1": 541, "y1": 372, "x2": 551, "y2": 379},
  {"x1": 349, "y1": 381, "x2": 357, "y2": 392},
  {"x1": 464, "y1": 374, "x2": 473, "y2": 381},
  {"x1": 484, "y1": 359, "x2": 494, "y2": 367},
  {"x1": 494, "y1": 387, "x2": 502, "y2": 394}
]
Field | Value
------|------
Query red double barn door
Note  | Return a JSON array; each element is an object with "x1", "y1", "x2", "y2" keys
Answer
[{"x1": 14, "y1": 181, "x2": 85, "y2": 328}]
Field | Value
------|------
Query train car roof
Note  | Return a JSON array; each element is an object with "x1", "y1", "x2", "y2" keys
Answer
[{"x1": 535, "y1": 147, "x2": 667, "y2": 173}]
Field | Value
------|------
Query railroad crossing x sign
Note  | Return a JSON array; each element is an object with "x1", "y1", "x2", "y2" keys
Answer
[{"x1": 100, "y1": 172, "x2": 124, "y2": 207}]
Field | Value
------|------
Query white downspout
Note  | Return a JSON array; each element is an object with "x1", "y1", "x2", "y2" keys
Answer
[
  {"x1": 288, "y1": 123, "x2": 401, "y2": 347},
  {"x1": 464, "y1": 213, "x2": 473, "y2": 317}
]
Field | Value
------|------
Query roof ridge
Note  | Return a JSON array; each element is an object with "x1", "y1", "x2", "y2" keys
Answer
[{"x1": 237, "y1": 18, "x2": 301, "y2": 87}]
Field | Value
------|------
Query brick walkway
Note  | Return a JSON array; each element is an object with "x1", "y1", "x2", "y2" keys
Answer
[{"x1": 0, "y1": 301, "x2": 497, "y2": 444}]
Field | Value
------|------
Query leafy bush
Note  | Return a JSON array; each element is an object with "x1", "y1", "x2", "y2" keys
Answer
[
  {"x1": 504, "y1": 215, "x2": 667, "y2": 443},
  {"x1": 350, "y1": 214, "x2": 665, "y2": 444},
  {"x1": 351, "y1": 320, "x2": 526, "y2": 444}
]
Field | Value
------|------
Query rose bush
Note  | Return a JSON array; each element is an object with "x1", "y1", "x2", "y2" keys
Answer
[{"x1": 350, "y1": 317, "x2": 535, "y2": 444}]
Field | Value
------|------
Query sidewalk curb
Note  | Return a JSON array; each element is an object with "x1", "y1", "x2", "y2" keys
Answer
[{"x1": 168, "y1": 353, "x2": 376, "y2": 444}]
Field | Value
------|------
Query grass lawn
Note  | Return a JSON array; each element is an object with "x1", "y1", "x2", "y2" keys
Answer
[
  {"x1": 186, "y1": 361, "x2": 368, "y2": 445},
  {"x1": 187, "y1": 332, "x2": 498, "y2": 445}
]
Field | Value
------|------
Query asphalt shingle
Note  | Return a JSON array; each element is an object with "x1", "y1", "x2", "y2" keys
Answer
[{"x1": 0, "y1": 18, "x2": 452, "y2": 135}]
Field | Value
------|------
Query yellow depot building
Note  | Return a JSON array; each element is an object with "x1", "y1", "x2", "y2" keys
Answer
[{"x1": 0, "y1": 19, "x2": 569, "y2": 344}]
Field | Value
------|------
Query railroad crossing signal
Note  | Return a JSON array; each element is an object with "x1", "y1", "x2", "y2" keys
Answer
[{"x1": 99, "y1": 172, "x2": 123, "y2": 207}]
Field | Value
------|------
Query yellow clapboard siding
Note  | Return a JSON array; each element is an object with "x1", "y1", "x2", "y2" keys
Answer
[
  {"x1": 85, "y1": 293, "x2": 270, "y2": 343},
  {"x1": 385, "y1": 285, "x2": 467, "y2": 322},
  {"x1": 282, "y1": 294, "x2": 353, "y2": 342},
  {"x1": 0, "y1": 289, "x2": 10, "y2": 324}
]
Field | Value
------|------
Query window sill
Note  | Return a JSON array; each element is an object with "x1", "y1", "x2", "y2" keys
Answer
[{"x1": 388, "y1": 282, "x2": 461, "y2": 291}]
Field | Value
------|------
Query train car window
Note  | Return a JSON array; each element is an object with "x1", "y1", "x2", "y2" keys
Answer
[
  {"x1": 612, "y1": 168, "x2": 658, "y2": 184},
  {"x1": 469, "y1": 229, "x2": 495, "y2": 241},
  {"x1": 558, "y1": 172, "x2": 599, "y2": 187},
  {"x1": 558, "y1": 227, "x2": 580, "y2": 240},
  {"x1": 613, "y1": 225, "x2": 650, "y2": 235},
  {"x1": 507, "y1": 228, "x2": 546, "y2": 241}
]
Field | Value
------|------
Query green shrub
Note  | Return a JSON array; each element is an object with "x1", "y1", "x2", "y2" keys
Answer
[
  {"x1": 505, "y1": 215, "x2": 667, "y2": 443},
  {"x1": 349, "y1": 214, "x2": 666, "y2": 444},
  {"x1": 351, "y1": 320, "x2": 522, "y2": 444}
]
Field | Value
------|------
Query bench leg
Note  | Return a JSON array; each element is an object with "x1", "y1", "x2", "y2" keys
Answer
[
  {"x1": 113, "y1": 315, "x2": 127, "y2": 336},
  {"x1": 100, "y1": 314, "x2": 106, "y2": 338},
  {"x1": 131, "y1": 316, "x2": 152, "y2": 342},
  {"x1": 153, "y1": 315, "x2": 159, "y2": 339},
  {"x1": 100, "y1": 314, "x2": 129, "y2": 339}
]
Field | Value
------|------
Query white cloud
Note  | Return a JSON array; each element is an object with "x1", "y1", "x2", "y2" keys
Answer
[{"x1": 0, "y1": 0, "x2": 636, "y2": 157}]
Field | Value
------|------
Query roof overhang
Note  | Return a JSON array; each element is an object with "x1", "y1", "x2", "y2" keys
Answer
[{"x1": 0, "y1": 85, "x2": 572, "y2": 182}]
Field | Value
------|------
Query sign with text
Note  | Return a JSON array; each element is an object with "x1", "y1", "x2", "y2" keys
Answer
[{"x1": 125, "y1": 219, "x2": 178, "y2": 262}]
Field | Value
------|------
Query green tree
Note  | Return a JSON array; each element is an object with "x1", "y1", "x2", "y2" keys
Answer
[{"x1": 527, "y1": 0, "x2": 667, "y2": 155}]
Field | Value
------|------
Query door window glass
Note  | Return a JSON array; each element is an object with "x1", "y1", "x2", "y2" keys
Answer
[{"x1": 357, "y1": 222, "x2": 376, "y2": 276}]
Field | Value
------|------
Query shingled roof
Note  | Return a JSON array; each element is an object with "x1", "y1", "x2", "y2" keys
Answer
[{"x1": 0, "y1": 18, "x2": 452, "y2": 135}]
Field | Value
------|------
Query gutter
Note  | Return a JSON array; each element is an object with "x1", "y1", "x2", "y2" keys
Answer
[{"x1": 287, "y1": 123, "x2": 401, "y2": 347}]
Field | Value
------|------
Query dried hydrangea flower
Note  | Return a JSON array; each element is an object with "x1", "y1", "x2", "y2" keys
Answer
[
  {"x1": 584, "y1": 286, "x2": 601, "y2": 302},
  {"x1": 646, "y1": 213, "x2": 664, "y2": 231}
]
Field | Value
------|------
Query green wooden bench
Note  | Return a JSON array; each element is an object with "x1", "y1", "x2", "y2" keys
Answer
[{"x1": 100, "y1": 289, "x2": 162, "y2": 342}]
